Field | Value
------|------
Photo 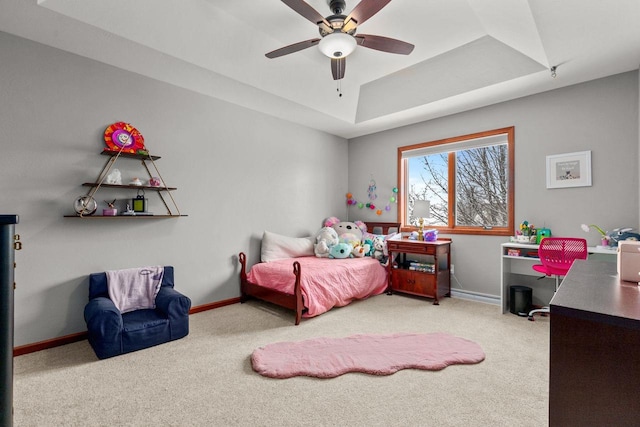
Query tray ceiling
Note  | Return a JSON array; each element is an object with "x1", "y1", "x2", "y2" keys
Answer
[{"x1": 1, "y1": 0, "x2": 638, "y2": 138}]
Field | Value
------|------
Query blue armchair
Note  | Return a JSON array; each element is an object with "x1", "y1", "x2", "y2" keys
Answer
[{"x1": 84, "y1": 266, "x2": 191, "y2": 359}]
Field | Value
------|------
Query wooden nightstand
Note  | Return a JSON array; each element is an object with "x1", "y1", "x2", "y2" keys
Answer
[{"x1": 386, "y1": 236, "x2": 452, "y2": 304}]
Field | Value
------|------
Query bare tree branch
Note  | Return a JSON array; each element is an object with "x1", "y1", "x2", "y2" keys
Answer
[{"x1": 409, "y1": 145, "x2": 507, "y2": 227}]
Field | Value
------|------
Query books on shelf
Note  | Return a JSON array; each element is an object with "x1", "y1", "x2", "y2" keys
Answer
[{"x1": 408, "y1": 261, "x2": 435, "y2": 273}]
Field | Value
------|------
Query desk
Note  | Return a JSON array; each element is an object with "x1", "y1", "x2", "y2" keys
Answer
[
  {"x1": 500, "y1": 242, "x2": 617, "y2": 313},
  {"x1": 549, "y1": 260, "x2": 640, "y2": 426}
]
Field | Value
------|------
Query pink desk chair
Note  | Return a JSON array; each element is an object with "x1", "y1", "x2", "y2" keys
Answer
[{"x1": 528, "y1": 237, "x2": 588, "y2": 321}]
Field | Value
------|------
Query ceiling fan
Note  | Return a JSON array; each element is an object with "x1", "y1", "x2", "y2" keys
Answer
[{"x1": 266, "y1": 0, "x2": 414, "y2": 81}]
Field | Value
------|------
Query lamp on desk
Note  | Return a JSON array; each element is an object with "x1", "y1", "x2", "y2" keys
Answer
[{"x1": 413, "y1": 200, "x2": 431, "y2": 241}]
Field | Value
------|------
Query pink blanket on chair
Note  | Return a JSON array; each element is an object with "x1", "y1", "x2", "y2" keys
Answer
[{"x1": 106, "y1": 266, "x2": 164, "y2": 313}]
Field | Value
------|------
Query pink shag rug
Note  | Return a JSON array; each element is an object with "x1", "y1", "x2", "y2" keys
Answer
[{"x1": 251, "y1": 332, "x2": 485, "y2": 379}]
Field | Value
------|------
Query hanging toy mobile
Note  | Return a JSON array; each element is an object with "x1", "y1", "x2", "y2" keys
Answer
[
  {"x1": 365, "y1": 177, "x2": 378, "y2": 213},
  {"x1": 367, "y1": 178, "x2": 377, "y2": 201},
  {"x1": 345, "y1": 176, "x2": 398, "y2": 216}
]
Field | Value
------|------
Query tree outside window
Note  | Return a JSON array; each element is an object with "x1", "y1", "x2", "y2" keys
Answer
[{"x1": 398, "y1": 127, "x2": 514, "y2": 236}]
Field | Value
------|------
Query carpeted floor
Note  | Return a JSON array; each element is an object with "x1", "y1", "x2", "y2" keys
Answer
[{"x1": 13, "y1": 295, "x2": 550, "y2": 426}]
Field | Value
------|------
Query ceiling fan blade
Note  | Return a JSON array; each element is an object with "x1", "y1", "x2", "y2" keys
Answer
[
  {"x1": 265, "y1": 38, "x2": 321, "y2": 58},
  {"x1": 331, "y1": 57, "x2": 346, "y2": 80},
  {"x1": 342, "y1": 0, "x2": 391, "y2": 33},
  {"x1": 281, "y1": 0, "x2": 333, "y2": 33},
  {"x1": 355, "y1": 34, "x2": 414, "y2": 55}
]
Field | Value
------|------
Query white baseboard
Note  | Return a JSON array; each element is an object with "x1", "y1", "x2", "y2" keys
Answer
[{"x1": 450, "y1": 289, "x2": 500, "y2": 305}]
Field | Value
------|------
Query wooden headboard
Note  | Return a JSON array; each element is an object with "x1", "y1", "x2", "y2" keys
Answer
[{"x1": 363, "y1": 221, "x2": 401, "y2": 235}]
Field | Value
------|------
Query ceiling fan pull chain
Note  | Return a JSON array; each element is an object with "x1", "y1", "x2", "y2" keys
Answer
[{"x1": 337, "y1": 79, "x2": 343, "y2": 97}]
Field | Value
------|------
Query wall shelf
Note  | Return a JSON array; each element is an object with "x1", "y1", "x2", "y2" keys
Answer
[
  {"x1": 65, "y1": 149, "x2": 185, "y2": 219},
  {"x1": 64, "y1": 214, "x2": 186, "y2": 219},
  {"x1": 81, "y1": 183, "x2": 177, "y2": 191}
]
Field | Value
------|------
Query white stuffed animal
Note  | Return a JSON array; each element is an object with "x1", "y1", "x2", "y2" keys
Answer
[
  {"x1": 371, "y1": 235, "x2": 388, "y2": 263},
  {"x1": 314, "y1": 227, "x2": 339, "y2": 258},
  {"x1": 323, "y1": 216, "x2": 367, "y2": 242},
  {"x1": 105, "y1": 168, "x2": 122, "y2": 185}
]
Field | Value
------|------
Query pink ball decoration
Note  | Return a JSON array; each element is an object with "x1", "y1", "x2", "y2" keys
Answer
[{"x1": 369, "y1": 204, "x2": 375, "y2": 210}]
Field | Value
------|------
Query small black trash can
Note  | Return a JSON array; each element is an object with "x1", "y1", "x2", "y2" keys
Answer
[{"x1": 509, "y1": 285, "x2": 532, "y2": 316}]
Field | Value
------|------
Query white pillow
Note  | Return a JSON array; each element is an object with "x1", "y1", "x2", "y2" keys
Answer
[{"x1": 261, "y1": 231, "x2": 314, "y2": 262}]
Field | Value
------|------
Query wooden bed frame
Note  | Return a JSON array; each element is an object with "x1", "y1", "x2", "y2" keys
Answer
[{"x1": 238, "y1": 221, "x2": 400, "y2": 325}]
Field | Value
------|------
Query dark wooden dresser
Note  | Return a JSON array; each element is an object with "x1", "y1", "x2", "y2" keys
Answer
[{"x1": 549, "y1": 260, "x2": 640, "y2": 427}]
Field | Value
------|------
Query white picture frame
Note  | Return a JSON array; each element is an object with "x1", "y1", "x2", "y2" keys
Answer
[{"x1": 546, "y1": 150, "x2": 592, "y2": 189}]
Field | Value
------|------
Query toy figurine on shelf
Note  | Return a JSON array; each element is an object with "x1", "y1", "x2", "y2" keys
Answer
[
  {"x1": 105, "y1": 168, "x2": 122, "y2": 185},
  {"x1": 103, "y1": 199, "x2": 118, "y2": 216},
  {"x1": 515, "y1": 220, "x2": 536, "y2": 243},
  {"x1": 122, "y1": 203, "x2": 136, "y2": 216},
  {"x1": 148, "y1": 177, "x2": 162, "y2": 187}
]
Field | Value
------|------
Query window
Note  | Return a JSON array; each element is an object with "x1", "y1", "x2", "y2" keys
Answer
[{"x1": 398, "y1": 127, "x2": 514, "y2": 236}]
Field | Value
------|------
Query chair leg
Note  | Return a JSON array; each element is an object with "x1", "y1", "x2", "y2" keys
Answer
[
  {"x1": 528, "y1": 274, "x2": 561, "y2": 321},
  {"x1": 528, "y1": 307, "x2": 549, "y2": 321}
]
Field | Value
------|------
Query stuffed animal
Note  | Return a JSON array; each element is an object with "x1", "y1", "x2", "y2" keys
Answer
[
  {"x1": 351, "y1": 242, "x2": 371, "y2": 258},
  {"x1": 363, "y1": 238, "x2": 374, "y2": 256},
  {"x1": 371, "y1": 235, "x2": 388, "y2": 263},
  {"x1": 329, "y1": 242, "x2": 352, "y2": 259},
  {"x1": 314, "y1": 227, "x2": 339, "y2": 258},
  {"x1": 323, "y1": 217, "x2": 366, "y2": 242},
  {"x1": 339, "y1": 232, "x2": 360, "y2": 249}
]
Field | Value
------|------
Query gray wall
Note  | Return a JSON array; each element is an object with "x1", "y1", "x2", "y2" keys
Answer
[
  {"x1": 0, "y1": 32, "x2": 348, "y2": 346},
  {"x1": 2, "y1": 29, "x2": 639, "y2": 347},
  {"x1": 349, "y1": 71, "x2": 640, "y2": 298}
]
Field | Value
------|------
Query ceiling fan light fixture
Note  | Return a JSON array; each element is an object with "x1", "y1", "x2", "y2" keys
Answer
[{"x1": 318, "y1": 32, "x2": 356, "y2": 58}]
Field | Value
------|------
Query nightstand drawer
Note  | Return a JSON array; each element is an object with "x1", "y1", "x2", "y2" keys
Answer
[{"x1": 387, "y1": 240, "x2": 437, "y2": 255}]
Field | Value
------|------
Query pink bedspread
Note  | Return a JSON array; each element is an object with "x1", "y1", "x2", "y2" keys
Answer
[{"x1": 247, "y1": 256, "x2": 388, "y2": 318}]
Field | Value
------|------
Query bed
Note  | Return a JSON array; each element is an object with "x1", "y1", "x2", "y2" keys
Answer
[{"x1": 239, "y1": 221, "x2": 400, "y2": 325}]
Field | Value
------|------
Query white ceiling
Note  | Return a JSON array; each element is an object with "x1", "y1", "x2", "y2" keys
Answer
[{"x1": 1, "y1": 0, "x2": 639, "y2": 138}]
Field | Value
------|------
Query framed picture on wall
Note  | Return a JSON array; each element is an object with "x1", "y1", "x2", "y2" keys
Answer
[{"x1": 546, "y1": 150, "x2": 592, "y2": 189}]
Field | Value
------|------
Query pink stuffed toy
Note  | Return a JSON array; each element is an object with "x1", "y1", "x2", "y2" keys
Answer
[{"x1": 323, "y1": 217, "x2": 366, "y2": 242}]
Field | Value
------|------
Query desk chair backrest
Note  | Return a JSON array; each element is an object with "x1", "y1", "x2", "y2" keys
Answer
[{"x1": 538, "y1": 237, "x2": 588, "y2": 276}]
